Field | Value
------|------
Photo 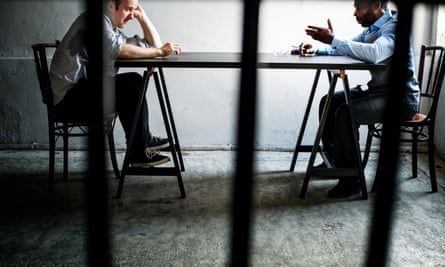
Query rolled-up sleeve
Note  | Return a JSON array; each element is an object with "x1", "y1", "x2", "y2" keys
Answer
[
  {"x1": 329, "y1": 11, "x2": 397, "y2": 64},
  {"x1": 126, "y1": 34, "x2": 151, "y2": 48}
]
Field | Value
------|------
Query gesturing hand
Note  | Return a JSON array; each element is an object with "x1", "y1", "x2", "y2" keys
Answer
[{"x1": 305, "y1": 19, "x2": 334, "y2": 45}]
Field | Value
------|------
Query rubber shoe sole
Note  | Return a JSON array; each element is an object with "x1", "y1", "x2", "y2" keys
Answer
[{"x1": 130, "y1": 154, "x2": 170, "y2": 168}]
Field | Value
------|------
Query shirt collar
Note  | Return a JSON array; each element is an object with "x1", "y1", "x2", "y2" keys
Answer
[
  {"x1": 369, "y1": 9, "x2": 395, "y2": 33},
  {"x1": 104, "y1": 14, "x2": 122, "y2": 35}
]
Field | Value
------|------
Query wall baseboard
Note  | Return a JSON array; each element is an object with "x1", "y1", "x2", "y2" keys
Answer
[{"x1": 0, "y1": 143, "x2": 428, "y2": 153}]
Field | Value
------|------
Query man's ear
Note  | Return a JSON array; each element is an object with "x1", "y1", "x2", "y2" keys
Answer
[
  {"x1": 374, "y1": 1, "x2": 382, "y2": 10},
  {"x1": 107, "y1": 1, "x2": 115, "y2": 12}
]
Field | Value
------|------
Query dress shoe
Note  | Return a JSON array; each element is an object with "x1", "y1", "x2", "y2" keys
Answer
[{"x1": 327, "y1": 180, "x2": 361, "y2": 198}]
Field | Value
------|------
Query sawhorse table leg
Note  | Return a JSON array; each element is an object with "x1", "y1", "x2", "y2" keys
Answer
[
  {"x1": 116, "y1": 69, "x2": 186, "y2": 199},
  {"x1": 292, "y1": 70, "x2": 368, "y2": 200}
]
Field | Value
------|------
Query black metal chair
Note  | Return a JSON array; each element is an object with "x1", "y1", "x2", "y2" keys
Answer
[
  {"x1": 32, "y1": 42, "x2": 120, "y2": 190},
  {"x1": 363, "y1": 45, "x2": 445, "y2": 192}
]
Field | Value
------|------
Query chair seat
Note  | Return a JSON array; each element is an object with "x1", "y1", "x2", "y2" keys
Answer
[
  {"x1": 54, "y1": 112, "x2": 117, "y2": 123},
  {"x1": 405, "y1": 113, "x2": 427, "y2": 123},
  {"x1": 54, "y1": 114, "x2": 89, "y2": 123}
]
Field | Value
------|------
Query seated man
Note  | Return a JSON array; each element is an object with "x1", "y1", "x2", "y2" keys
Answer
[
  {"x1": 302, "y1": 0, "x2": 420, "y2": 197},
  {"x1": 50, "y1": 0, "x2": 182, "y2": 167}
]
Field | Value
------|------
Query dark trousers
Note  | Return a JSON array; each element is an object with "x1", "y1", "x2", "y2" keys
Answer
[
  {"x1": 319, "y1": 86, "x2": 417, "y2": 172},
  {"x1": 55, "y1": 72, "x2": 151, "y2": 159},
  {"x1": 319, "y1": 87, "x2": 387, "y2": 170}
]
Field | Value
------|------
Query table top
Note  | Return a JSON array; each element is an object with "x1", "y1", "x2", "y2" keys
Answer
[{"x1": 115, "y1": 52, "x2": 385, "y2": 70}]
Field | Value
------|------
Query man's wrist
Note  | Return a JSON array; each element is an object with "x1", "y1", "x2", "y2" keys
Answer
[
  {"x1": 157, "y1": 47, "x2": 165, "y2": 57},
  {"x1": 331, "y1": 38, "x2": 342, "y2": 49}
]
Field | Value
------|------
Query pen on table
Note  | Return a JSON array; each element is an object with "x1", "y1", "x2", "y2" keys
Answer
[
  {"x1": 290, "y1": 43, "x2": 304, "y2": 55},
  {"x1": 298, "y1": 42, "x2": 304, "y2": 56}
]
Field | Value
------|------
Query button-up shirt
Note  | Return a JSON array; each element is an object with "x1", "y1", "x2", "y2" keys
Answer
[
  {"x1": 50, "y1": 12, "x2": 150, "y2": 105},
  {"x1": 318, "y1": 10, "x2": 419, "y2": 109}
]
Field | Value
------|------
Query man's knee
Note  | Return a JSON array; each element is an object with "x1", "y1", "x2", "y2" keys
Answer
[{"x1": 335, "y1": 104, "x2": 351, "y2": 122}]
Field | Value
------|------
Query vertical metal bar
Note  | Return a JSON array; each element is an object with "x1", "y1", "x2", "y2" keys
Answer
[
  {"x1": 230, "y1": 0, "x2": 260, "y2": 265},
  {"x1": 85, "y1": 0, "x2": 111, "y2": 265},
  {"x1": 366, "y1": 1, "x2": 414, "y2": 266}
]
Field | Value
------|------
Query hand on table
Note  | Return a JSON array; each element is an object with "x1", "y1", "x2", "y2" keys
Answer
[{"x1": 159, "y1": 42, "x2": 182, "y2": 56}]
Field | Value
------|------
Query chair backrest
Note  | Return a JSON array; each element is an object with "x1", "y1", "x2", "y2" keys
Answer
[
  {"x1": 31, "y1": 42, "x2": 58, "y2": 106},
  {"x1": 416, "y1": 45, "x2": 445, "y2": 121}
]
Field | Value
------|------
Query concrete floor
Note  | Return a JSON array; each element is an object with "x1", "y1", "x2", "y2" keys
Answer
[{"x1": 0, "y1": 149, "x2": 444, "y2": 266}]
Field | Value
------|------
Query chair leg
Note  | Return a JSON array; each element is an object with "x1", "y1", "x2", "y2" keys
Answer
[
  {"x1": 107, "y1": 128, "x2": 120, "y2": 178},
  {"x1": 362, "y1": 125, "x2": 374, "y2": 167},
  {"x1": 63, "y1": 123, "x2": 69, "y2": 180},
  {"x1": 412, "y1": 129, "x2": 418, "y2": 178},
  {"x1": 49, "y1": 131, "x2": 56, "y2": 191},
  {"x1": 365, "y1": 126, "x2": 379, "y2": 193},
  {"x1": 428, "y1": 133, "x2": 438, "y2": 192}
]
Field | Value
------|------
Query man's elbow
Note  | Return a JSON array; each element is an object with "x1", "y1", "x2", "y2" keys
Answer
[
  {"x1": 368, "y1": 57, "x2": 381, "y2": 64},
  {"x1": 117, "y1": 45, "x2": 134, "y2": 58}
]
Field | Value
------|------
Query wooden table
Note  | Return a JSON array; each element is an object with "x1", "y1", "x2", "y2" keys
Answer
[{"x1": 115, "y1": 52, "x2": 385, "y2": 199}]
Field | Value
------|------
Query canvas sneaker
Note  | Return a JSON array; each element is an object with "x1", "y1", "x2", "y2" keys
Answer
[
  {"x1": 130, "y1": 150, "x2": 170, "y2": 168},
  {"x1": 146, "y1": 136, "x2": 170, "y2": 151}
]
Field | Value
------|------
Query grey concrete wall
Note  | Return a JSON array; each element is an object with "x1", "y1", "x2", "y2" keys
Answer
[
  {"x1": 0, "y1": 0, "x2": 83, "y2": 147},
  {"x1": 0, "y1": 1, "x2": 441, "y2": 157}
]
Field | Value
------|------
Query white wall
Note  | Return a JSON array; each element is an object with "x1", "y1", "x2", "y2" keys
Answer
[
  {"x1": 115, "y1": 0, "x2": 369, "y2": 150},
  {"x1": 0, "y1": 0, "x2": 440, "y2": 155}
]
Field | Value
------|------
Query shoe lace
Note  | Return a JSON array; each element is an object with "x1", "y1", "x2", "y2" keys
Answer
[{"x1": 145, "y1": 149, "x2": 160, "y2": 159}]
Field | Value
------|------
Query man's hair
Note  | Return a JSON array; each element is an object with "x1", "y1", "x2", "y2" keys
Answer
[
  {"x1": 354, "y1": 0, "x2": 389, "y2": 9},
  {"x1": 110, "y1": 0, "x2": 122, "y2": 10}
]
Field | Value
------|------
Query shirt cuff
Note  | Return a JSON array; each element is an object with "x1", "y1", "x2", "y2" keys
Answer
[
  {"x1": 331, "y1": 38, "x2": 343, "y2": 49},
  {"x1": 316, "y1": 46, "x2": 337, "y2": 56}
]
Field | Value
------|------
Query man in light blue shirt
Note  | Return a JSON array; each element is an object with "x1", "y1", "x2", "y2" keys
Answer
[
  {"x1": 303, "y1": 0, "x2": 420, "y2": 198},
  {"x1": 50, "y1": 0, "x2": 182, "y2": 167}
]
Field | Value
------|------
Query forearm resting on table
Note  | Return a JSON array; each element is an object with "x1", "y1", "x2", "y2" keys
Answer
[{"x1": 118, "y1": 44, "x2": 164, "y2": 58}]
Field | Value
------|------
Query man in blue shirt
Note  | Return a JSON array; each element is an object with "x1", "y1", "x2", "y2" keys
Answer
[
  {"x1": 303, "y1": 0, "x2": 420, "y2": 198},
  {"x1": 51, "y1": 0, "x2": 182, "y2": 167}
]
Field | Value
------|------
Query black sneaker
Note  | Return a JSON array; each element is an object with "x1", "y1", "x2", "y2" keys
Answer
[
  {"x1": 146, "y1": 136, "x2": 170, "y2": 151},
  {"x1": 327, "y1": 180, "x2": 361, "y2": 198},
  {"x1": 130, "y1": 150, "x2": 170, "y2": 168}
]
